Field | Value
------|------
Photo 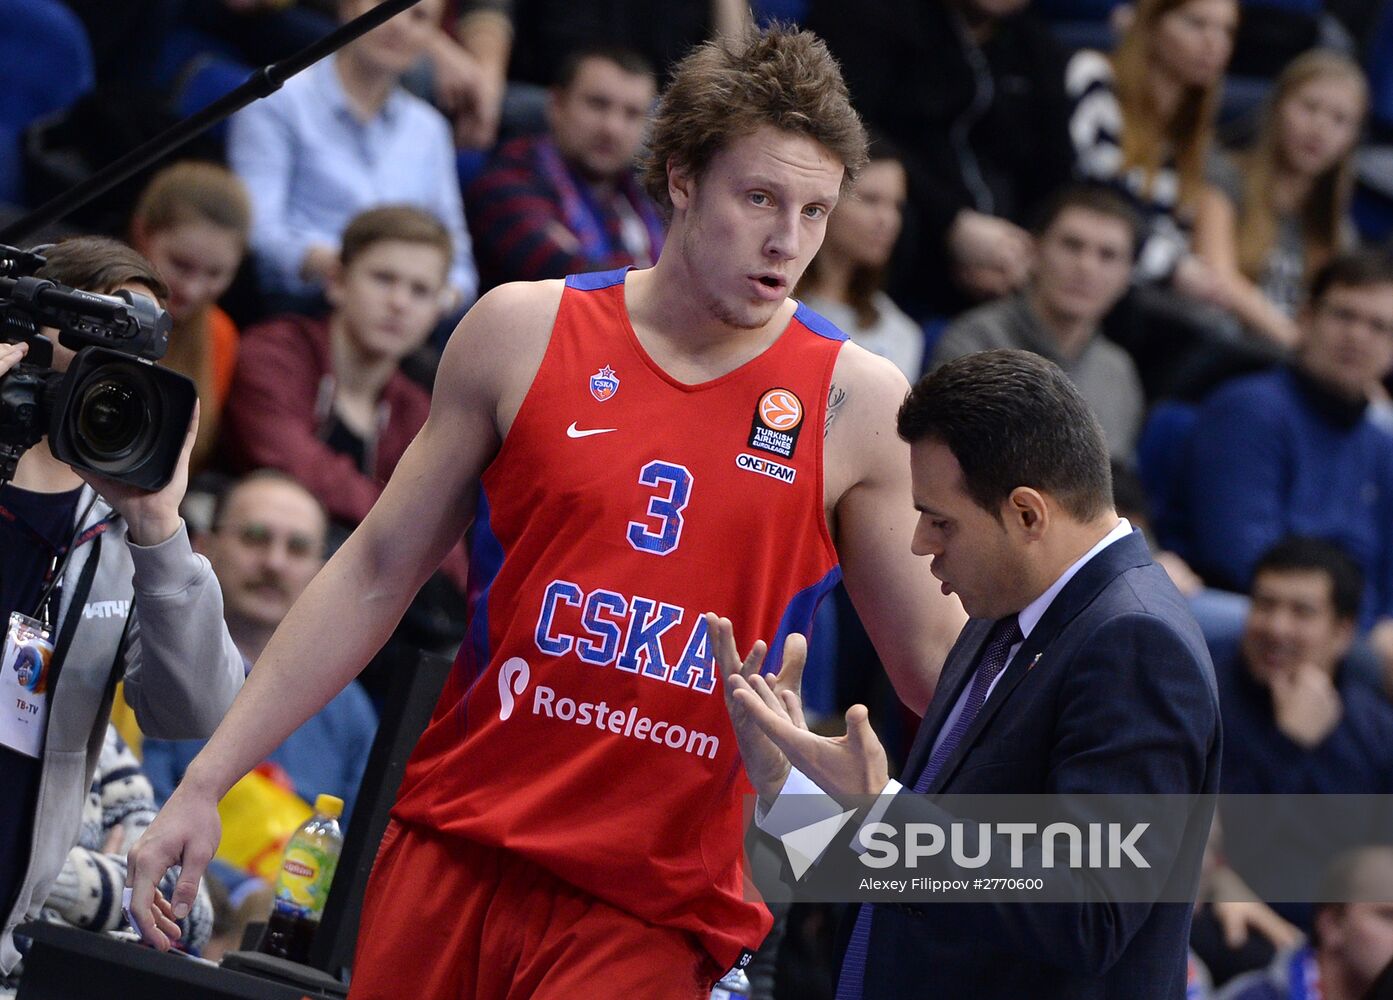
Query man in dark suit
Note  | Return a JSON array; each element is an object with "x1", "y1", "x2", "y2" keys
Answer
[{"x1": 715, "y1": 349, "x2": 1221, "y2": 998}]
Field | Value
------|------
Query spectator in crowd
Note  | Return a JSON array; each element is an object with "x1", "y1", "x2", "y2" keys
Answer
[
  {"x1": 1064, "y1": 0, "x2": 1291, "y2": 401},
  {"x1": 933, "y1": 185, "x2": 1144, "y2": 459},
  {"x1": 1213, "y1": 539, "x2": 1393, "y2": 928},
  {"x1": 36, "y1": 728, "x2": 213, "y2": 955},
  {"x1": 0, "y1": 237, "x2": 243, "y2": 981},
  {"x1": 219, "y1": 206, "x2": 469, "y2": 592},
  {"x1": 1217, "y1": 847, "x2": 1393, "y2": 1000},
  {"x1": 465, "y1": 46, "x2": 663, "y2": 291},
  {"x1": 808, "y1": 0, "x2": 1077, "y2": 316},
  {"x1": 129, "y1": 161, "x2": 252, "y2": 476},
  {"x1": 142, "y1": 471, "x2": 377, "y2": 821},
  {"x1": 1066, "y1": 0, "x2": 1237, "y2": 297},
  {"x1": 1195, "y1": 50, "x2": 1368, "y2": 350},
  {"x1": 795, "y1": 135, "x2": 925, "y2": 381},
  {"x1": 227, "y1": 0, "x2": 477, "y2": 312},
  {"x1": 1215, "y1": 538, "x2": 1393, "y2": 793},
  {"x1": 1179, "y1": 252, "x2": 1393, "y2": 661}
]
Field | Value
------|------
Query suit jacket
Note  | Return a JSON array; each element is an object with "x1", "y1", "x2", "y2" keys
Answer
[{"x1": 848, "y1": 530, "x2": 1221, "y2": 999}]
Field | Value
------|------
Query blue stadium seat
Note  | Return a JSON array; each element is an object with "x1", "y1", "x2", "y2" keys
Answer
[
  {"x1": 172, "y1": 55, "x2": 253, "y2": 142},
  {"x1": 153, "y1": 27, "x2": 243, "y2": 93},
  {"x1": 0, "y1": 0, "x2": 95, "y2": 206},
  {"x1": 1367, "y1": 0, "x2": 1393, "y2": 133},
  {"x1": 0, "y1": 0, "x2": 95, "y2": 132},
  {"x1": 1135, "y1": 400, "x2": 1199, "y2": 552}
]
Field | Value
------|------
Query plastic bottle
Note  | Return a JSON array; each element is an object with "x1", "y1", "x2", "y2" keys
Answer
[{"x1": 259, "y1": 793, "x2": 343, "y2": 964}]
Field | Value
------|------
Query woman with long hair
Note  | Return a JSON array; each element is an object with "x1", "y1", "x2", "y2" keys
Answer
[
  {"x1": 130, "y1": 161, "x2": 251, "y2": 474},
  {"x1": 796, "y1": 137, "x2": 925, "y2": 381},
  {"x1": 1067, "y1": 0, "x2": 1238, "y2": 304},
  {"x1": 1194, "y1": 50, "x2": 1367, "y2": 348}
]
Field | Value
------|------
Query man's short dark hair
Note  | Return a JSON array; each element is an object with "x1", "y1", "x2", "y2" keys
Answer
[
  {"x1": 35, "y1": 236, "x2": 169, "y2": 303},
  {"x1": 897, "y1": 350, "x2": 1114, "y2": 522},
  {"x1": 339, "y1": 205, "x2": 452, "y2": 269},
  {"x1": 554, "y1": 45, "x2": 656, "y2": 90},
  {"x1": 1033, "y1": 184, "x2": 1142, "y2": 255},
  {"x1": 1308, "y1": 249, "x2": 1393, "y2": 307},
  {"x1": 1252, "y1": 537, "x2": 1364, "y2": 621}
]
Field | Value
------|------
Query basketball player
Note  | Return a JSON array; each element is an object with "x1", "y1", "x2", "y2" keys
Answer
[{"x1": 125, "y1": 24, "x2": 964, "y2": 997}]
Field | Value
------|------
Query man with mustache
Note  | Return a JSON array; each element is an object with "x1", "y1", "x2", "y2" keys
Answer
[{"x1": 142, "y1": 471, "x2": 377, "y2": 821}]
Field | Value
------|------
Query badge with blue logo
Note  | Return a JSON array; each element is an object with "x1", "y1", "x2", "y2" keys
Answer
[{"x1": 590, "y1": 365, "x2": 620, "y2": 402}]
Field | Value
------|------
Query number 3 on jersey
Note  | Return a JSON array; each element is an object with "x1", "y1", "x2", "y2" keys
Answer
[{"x1": 627, "y1": 460, "x2": 694, "y2": 555}]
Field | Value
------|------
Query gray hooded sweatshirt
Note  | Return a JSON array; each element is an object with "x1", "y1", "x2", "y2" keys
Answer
[{"x1": 2, "y1": 487, "x2": 243, "y2": 972}]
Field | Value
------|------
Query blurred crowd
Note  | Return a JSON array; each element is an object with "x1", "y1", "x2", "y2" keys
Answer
[{"x1": 3, "y1": 0, "x2": 1393, "y2": 995}]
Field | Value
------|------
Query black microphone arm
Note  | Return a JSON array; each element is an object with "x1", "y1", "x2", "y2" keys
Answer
[{"x1": 0, "y1": 0, "x2": 426, "y2": 244}]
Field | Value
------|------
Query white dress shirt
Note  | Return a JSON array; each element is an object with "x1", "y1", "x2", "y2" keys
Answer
[{"x1": 758, "y1": 519, "x2": 1134, "y2": 848}]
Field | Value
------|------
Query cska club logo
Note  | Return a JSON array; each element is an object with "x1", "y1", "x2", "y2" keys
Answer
[{"x1": 590, "y1": 365, "x2": 620, "y2": 402}]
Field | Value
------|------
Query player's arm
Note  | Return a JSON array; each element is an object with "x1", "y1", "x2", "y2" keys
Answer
[
  {"x1": 829, "y1": 348, "x2": 966, "y2": 714},
  {"x1": 124, "y1": 282, "x2": 561, "y2": 945}
]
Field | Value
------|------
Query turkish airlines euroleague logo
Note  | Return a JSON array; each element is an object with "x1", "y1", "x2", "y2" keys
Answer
[
  {"x1": 748, "y1": 388, "x2": 804, "y2": 459},
  {"x1": 498, "y1": 657, "x2": 531, "y2": 721}
]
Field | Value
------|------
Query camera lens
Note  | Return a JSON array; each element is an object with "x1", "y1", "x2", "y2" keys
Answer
[{"x1": 71, "y1": 363, "x2": 158, "y2": 468}]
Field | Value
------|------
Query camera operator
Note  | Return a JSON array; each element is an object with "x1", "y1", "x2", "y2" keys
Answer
[{"x1": 0, "y1": 237, "x2": 243, "y2": 980}]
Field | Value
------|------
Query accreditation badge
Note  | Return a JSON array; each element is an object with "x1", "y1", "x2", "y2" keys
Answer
[{"x1": 0, "y1": 611, "x2": 54, "y2": 758}]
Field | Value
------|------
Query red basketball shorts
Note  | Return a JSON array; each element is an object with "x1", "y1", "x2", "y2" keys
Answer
[{"x1": 347, "y1": 820, "x2": 723, "y2": 999}]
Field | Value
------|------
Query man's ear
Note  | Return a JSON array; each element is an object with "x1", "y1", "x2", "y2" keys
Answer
[
  {"x1": 668, "y1": 158, "x2": 694, "y2": 213},
  {"x1": 1007, "y1": 487, "x2": 1049, "y2": 539}
]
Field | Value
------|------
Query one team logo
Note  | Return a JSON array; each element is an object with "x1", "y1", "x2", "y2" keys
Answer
[
  {"x1": 736, "y1": 453, "x2": 797, "y2": 484},
  {"x1": 590, "y1": 365, "x2": 620, "y2": 402},
  {"x1": 748, "y1": 387, "x2": 804, "y2": 459}
]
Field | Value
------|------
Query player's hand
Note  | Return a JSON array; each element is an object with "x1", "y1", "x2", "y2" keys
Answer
[
  {"x1": 728, "y1": 675, "x2": 890, "y2": 807},
  {"x1": 76, "y1": 401, "x2": 198, "y2": 547},
  {"x1": 707, "y1": 614, "x2": 799, "y2": 804},
  {"x1": 124, "y1": 784, "x2": 221, "y2": 950}
]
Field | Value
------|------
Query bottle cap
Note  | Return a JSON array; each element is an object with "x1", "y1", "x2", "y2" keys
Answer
[{"x1": 314, "y1": 794, "x2": 344, "y2": 819}]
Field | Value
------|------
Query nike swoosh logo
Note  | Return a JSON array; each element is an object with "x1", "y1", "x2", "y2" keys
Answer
[{"x1": 566, "y1": 422, "x2": 618, "y2": 438}]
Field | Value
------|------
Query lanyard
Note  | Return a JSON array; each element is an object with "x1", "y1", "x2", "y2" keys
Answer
[{"x1": 0, "y1": 495, "x2": 112, "y2": 627}]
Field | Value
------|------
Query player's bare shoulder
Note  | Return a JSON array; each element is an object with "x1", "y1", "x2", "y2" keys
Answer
[
  {"x1": 822, "y1": 341, "x2": 914, "y2": 504},
  {"x1": 434, "y1": 279, "x2": 566, "y2": 437}
]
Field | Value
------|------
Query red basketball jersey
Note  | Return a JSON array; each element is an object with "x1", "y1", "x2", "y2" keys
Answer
[{"x1": 392, "y1": 269, "x2": 847, "y2": 968}]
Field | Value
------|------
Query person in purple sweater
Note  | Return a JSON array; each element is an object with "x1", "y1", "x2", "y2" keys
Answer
[
  {"x1": 464, "y1": 45, "x2": 663, "y2": 291},
  {"x1": 1181, "y1": 250, "x2": 1393, "y2": 694}
]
